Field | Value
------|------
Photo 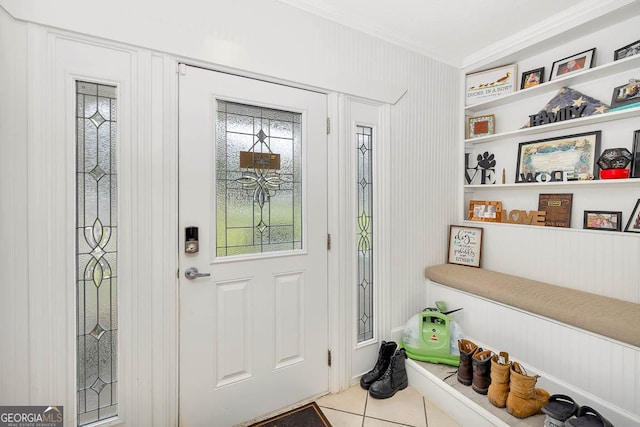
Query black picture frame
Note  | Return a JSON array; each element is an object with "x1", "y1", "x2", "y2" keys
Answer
[
  {"x1": 521, "y1": 67, "x2": 544, "y2": 89},
  {"x1": 624, "y1": 199, "x2": 640, "y2": 233},
  {"x1": 583, "y1": 211, "x2": 622, "y2": 231},
  {"x1": 614, "y1": 39, "x2": 640, "y2": 61},
  {"x1": 550, "y1": 48, "x2": 595, "y2": 80},
  {"x1": 516, "y1": 131, "x2": 601, "y2": 183},
  {"x1": 610, "y1": 80, "x2": 640, "y2": 109},
  {"x1": 631, "y1": 130, "x2": 640, "y2": 178}
]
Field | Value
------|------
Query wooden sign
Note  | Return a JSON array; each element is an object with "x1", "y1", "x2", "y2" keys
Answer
[
  {"x1": 240, "y1": 151, "x2": 280, "y2": 169},
  {"x1": 501, "y1": 210, "x2": 546, "y2": 226},
  {"x1": 538, "y1": 193, "x2": 573, "y2": 227}
]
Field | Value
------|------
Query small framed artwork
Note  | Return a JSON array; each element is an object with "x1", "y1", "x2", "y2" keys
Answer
[
  {"x1": 467, "y1": 114, "x2": 495, "y2": 139},
  {"x1": 614, "y1": 39, "x2": 640, "y2": 61},
  {"x1": 625, "y1": 199, "x2": 640, "y2": 233},
  {"x1": 468, "y1": 200, "x2": 502, "y2": 222},
  {"x1": 521, "y1": 67, "x2": 544, "y2": 89},
  {"x1": 631, "y1": 130, "x2": 640, "y2": 178},
  {"x1": 448, "y1": 225, "x2": 483, "y2": 268},
  {"x1": 465, "y1": 64, "x2": 517, "y2": 106},
  {"x1": 539, "y1": 193, "x2": 573, "y2": 228},
  {"x1": 550, "y1": 48, "x2": 595, "y2": 80},
  {"x1": 610, "y1": 79, "x2": 640, "y2": 109},
  {"x1": 583, "y1": 211, "x2": 622, "y2": 231},
  {"x1": 516, "y1": 131, "x2": 601, "y2": 183}
]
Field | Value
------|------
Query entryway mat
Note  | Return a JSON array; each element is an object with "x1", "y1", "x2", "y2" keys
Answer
[{"x1": 247, "y1": 402, "x2": 332, "y2": 427}]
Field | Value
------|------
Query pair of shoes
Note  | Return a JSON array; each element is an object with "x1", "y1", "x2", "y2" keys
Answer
[
  {"x1": 542, "y1": 395, "x2": 613, "y2": 427},
  {"x1": 456, "y1": 339, "x2": 492, "y2": 394},
  {"x1": 360, "y1": 341, "x2": 408, "y2": 399}
]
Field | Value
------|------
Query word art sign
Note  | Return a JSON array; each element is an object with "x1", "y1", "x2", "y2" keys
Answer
[
  {"x1": 501, "y1": 210, "x2": 546, "y2": 226},
  {"x1": 529, "y1": 104, "x2": 587, "y2": 127},
  {"x1": 448, "y1": 225, "x2": 483, "y2": 268}
]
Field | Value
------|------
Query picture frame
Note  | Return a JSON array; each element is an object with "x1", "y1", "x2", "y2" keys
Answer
[
  {"x1": 625, "y1": 199, "x2": 640, "y2": 233},
  {"x1": 468, "y1": 200, "x2": 502, "y2": 222},
  {"x1": 614, "y1": 39, "x2": 640, "y2": 61},
  {"x1": 539, "y1": 193, "x2": 573, "y2": 228},
  {"x1": 631, "y1": 130, "x2": 640, "y2": 178},
  {"x1": 516, "y1": 131, "x2": 601, "y2": 183},
  {"x1": 583, "y1": 210, "x2": 622, "y2": 231},
  {"x1": 465, "y1": 64, "x2": 517, "y2": 106},
  {"x1": 550, "y1": 48, "x2": 595, "y2": 80},
  {"x1": 521, "y1": 67, "x2": 544, "y2": 89},
  {"x1": 467, "y1": 114, "x2": 495, "y2": 139},
  {"x1": 448, "y1": 225, "x2": 483, "y2": 268},
  {"x1": 610, "y1": 79, "x2": 640, "y2": 109}
]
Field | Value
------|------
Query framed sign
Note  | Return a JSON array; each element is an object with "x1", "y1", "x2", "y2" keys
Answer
[
  {"x1": 448, "y1": 225, "x2": 483, "y2": 268},
  {"x1": 550, "y1": 48, "x2": 595, "y2": 80},
  {"x1": 583, "y1": 211, "x2": 622, "y2": 231},
  {"x1": 467, "y1": 114, "x2": 495, "y2": 139},
  {"x1": 538, "y1": 193, "x2": 573, "y2": 228},
  {"x1": 516, "y1": 131, "x2": 601, "y2": 183},
  {"x1": 625, "y1": 199, "x2": 640, "y2": 233},
  {"x1": 465, "y1": 64, "x2": 517, "y2": 106},
  {"x1": 468, "y1": 200, "x2": 502, "y2": 222}
]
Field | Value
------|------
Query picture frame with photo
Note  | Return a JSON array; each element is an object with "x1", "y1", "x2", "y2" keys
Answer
[
  {"x1": 465, "y1": 64, "x2": 517, "y2": 106},
  {"x1": 468, "y1": 200, "x2": 502, "y2": 222},
  {"x1": 614, "y1": 39, "x2": 640, "y2": 61},
  {"x1": 583, "y1": 210, "x2": 622, "y2": 231},
  {"x1": 610, "y1": 79, "x2": 640, "y2": 109},
  {"x1": 448, "y1": 225, "x2": 483, "y2": 268},
  {"x1": 625, "y1": 199, "x2": 640, "y2": 233},
  {"x1": 550, "y1": 48, "x2": 595, "y2": 80},
  {"x1": 467, "y1": 114, "x2": 495, "y2": 139},
  {"x1": 521, "y1": 67, "x2": 544, "y2": 89}
]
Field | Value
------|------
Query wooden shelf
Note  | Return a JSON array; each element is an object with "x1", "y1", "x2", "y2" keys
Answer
[{"x1": 465, "y1": 178, "x2": 640, "y2": 190}]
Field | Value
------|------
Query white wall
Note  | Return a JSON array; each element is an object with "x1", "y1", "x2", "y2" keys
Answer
[{"x1": 0, "y1": 1, "x2": 460, "y2": 423}]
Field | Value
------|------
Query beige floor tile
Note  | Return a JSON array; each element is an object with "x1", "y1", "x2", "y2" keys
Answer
[
  {"x1": 365, "y1": 386, "x2": 427, "y2": 427},
  {"x1": 423, "y1": 398, "x2": 460, "y2": 427},
  {"x1": 317, "y1": 384, "x2": 368, "y2": 415},
  {"x1": 320, "y1": 407, "x2": 364, "y2": 427},
  {"x1": 363, "y1": 417, "x2": 412, "y2": 426}
]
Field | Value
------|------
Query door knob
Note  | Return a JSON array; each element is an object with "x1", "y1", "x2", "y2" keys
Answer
[{"x1": 184, "y1": 267, "x2": 211, "y2": 280}]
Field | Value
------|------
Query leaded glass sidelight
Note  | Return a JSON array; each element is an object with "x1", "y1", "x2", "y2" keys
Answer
[
  {"x1": 357, "y1": 126, "x2": 373, "y2": 342},
  {"x1": 76, "y1": 81, "x2": 118, "y2": 425},
  {"x1": 216, "y1": 100, "x2": 302, "y2": 257}
]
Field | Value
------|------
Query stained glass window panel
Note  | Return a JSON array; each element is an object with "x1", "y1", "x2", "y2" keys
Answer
[
  {"x1": 76, "y1": 81, "x2": 117, "y2": 425},
  {"x1": 216, "y1": 100, "x2": 302, "y2": 257},
  {"x1": 357, "y1": 126, "x2": 373, "y2": 342}
]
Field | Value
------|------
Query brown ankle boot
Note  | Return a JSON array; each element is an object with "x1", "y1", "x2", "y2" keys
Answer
[
  {"x1": 457, "y1": 339, "x2": 479, "y2": 386},
  {"x1": 472, "y1": 349, "x2": 493, "y2": 394},
  {"x1": 506, "y1": 362, "x2": 550, "y2": 418},
  {"x1": 487, "y1": 352, "x2": 511, "y2": 408}
]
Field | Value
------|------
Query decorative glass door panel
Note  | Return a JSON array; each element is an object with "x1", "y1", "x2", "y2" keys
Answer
[{"x1": 216, "y1": 100, "x2": 302, "y2": 257}]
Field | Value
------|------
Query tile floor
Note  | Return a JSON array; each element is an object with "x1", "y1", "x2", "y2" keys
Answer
[{"x1": 316, "y1": 384, "x2": 460, "y2": 427}]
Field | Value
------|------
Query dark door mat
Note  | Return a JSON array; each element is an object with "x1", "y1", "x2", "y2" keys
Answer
[{"x1": 247, "y1": 402, "x2": 332, "y2": 427}]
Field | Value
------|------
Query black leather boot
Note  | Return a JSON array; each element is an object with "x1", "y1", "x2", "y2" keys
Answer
[
  {"x1": 368, "y1": 348, "x2": 408, "y2": 399},
  {"x1": 360, "y1": 341, "x2": 397, "y2": 389}
]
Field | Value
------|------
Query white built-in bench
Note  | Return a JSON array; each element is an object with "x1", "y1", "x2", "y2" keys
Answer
[{"x1": 409, "y1": 264, "x2": 640, "y2": 426}]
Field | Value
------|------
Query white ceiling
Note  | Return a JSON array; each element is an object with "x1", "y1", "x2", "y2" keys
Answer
[{"x1": 278, "y1": 0, "x2": 594, "y2": 68}]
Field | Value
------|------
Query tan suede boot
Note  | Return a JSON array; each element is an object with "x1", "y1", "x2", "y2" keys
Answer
[
  {"x1": 487, "y1": 351, "x2": 511, "y2": 408},
  {"x1": 457, "y1": 339, "x2": 479, "y2": 386},
  {"x1": 506, "y1": 362, "x2": 550, "y2": 418}
]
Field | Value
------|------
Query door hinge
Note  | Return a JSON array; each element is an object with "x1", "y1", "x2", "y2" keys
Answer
[
  {"x1": 326, "y1": 117, "x2": 330, "y2": 135},
  {"x1": 177, "y1": 63, "x2": 187, "y2": 75},
  {"x1": 327, "y1": 234, "x2": 331, "y2": 250},
  {"x1": 327, "y1": 349, "x2": 332, "y2": 367}
]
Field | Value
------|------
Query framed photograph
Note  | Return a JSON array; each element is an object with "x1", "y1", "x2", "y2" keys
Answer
[
  {"x1": 539, "y1": 194, "x2": 573, "y2": 228},
  {"x1": 614, "y1": 39, "x2": 640, "y2": 61},
  {"x1": 550, "y1": 48, "x2": 595, "y2": 80},
  {"x1": 631, "y1": 130, "x2": 640, "y2": 178},
  {"x1": 468, "y1": 200, "x2": 502, "y2": 222},
  {"x1": 625, "y1": 199, "x2": 640, "y2": 233},
  {"x1": 467, "y1": 114, "x2": 495, "y2": 139},
  {"x1": 516, "y1": 131, "x2": 601, "y2": 183},
  {"x1": 583, "y1": 211, "x2": 622, "y2": 231},
  {"x1": 448, "y1": 225, "x2": 483, "y2": 268},
  {"x1": 610, "y1": 79, "x2": 640, "y2": 109},
  {"x1": 465, "y1": 64, "x2": 517, "y2": 106},
  {"x1": 521, "y1": 67, "x2": 544, "y2": 89}
]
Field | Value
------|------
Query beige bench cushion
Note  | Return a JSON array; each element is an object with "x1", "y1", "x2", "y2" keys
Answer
[{"x1": 425, "y1": 264, "x2": 640, "y2": 347}]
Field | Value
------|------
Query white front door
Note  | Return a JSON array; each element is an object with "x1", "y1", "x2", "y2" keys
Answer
[{"x1": 178, "y1": 65, "x2": 329, "y2": 426}]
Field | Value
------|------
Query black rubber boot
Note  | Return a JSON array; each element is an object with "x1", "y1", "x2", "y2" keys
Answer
[
  {"x1": 368, "y1": 348, "x2": 408, "y2": 399},
  {"x1": 360, "y1": 341, "x2": 397, "y2": 389}
]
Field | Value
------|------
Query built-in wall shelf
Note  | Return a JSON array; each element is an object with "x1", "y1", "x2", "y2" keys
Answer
[
  {"x1": 465, "y1": 178, "x2": 640, "y2": 191},
  {"x1": 462, "y1": 219, "x2": 640, "y2": 237}
]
